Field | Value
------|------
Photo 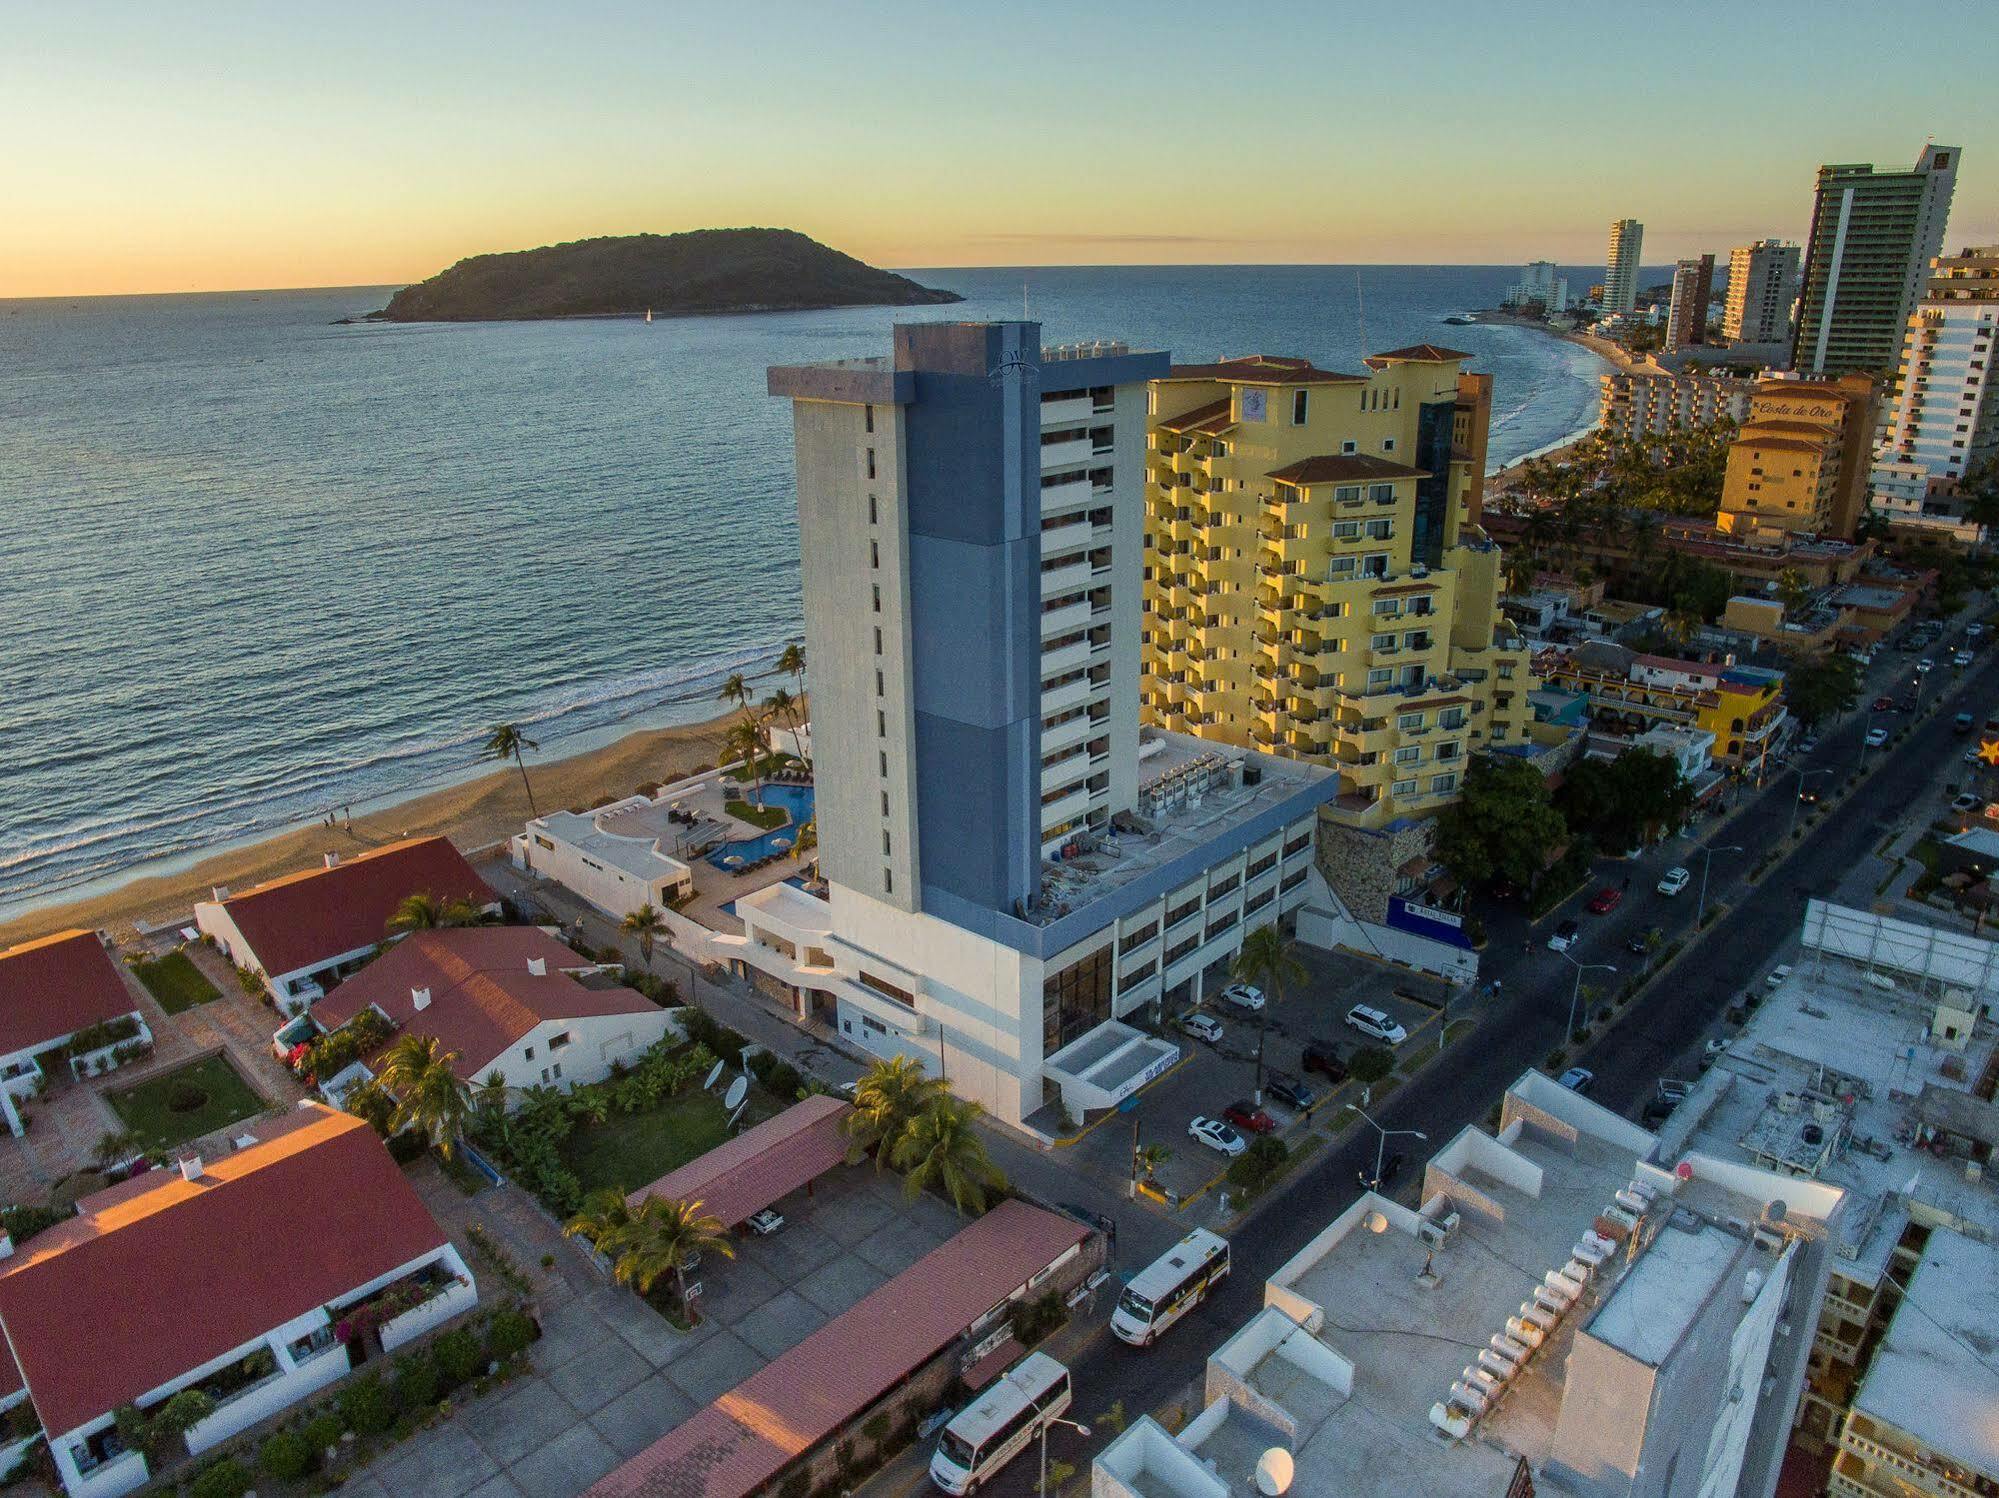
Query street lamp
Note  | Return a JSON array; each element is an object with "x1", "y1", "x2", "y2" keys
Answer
[
  {"x1": 1039, "y1": 1415, "x2": 1092, "y2": 1497},
  {"x1": 1349, "y1": 1102, "x2": 1426, "y2": 1191},
  {"x1": 1558, "y1": 950, "x2": 1616, "y2": 1044},
  {"x1": 1694, "y1": 843, "x2": 1743, "y2": 931}
]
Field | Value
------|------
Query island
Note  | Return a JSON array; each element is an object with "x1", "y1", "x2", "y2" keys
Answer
[{"x1": 365, "y1": 227, "x2": 962, "y2": 322}]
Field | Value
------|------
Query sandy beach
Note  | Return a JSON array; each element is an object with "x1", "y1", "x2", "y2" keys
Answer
[{"x1": 0, "y1": 712, "x2": 741, "y2": 950}]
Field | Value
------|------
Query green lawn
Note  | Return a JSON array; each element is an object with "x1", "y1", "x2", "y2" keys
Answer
[
  {"x1": 564, "y1": 1088, "x2": 764, "y2": 1195},
  {"x1": 131, "y1": 951, "x2": 220, "y2": 1014},
  {"x1": 107, "y1": 1054, "x2": 266, "y2": 1152},
  {"x1": 724, "y1": 799, "x2": 790, "y2": 831}
]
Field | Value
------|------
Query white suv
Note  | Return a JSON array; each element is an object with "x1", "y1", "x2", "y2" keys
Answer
[
  {"x1": 1219, "y1": 983, "x2": 1265, "y2": 1012},
  {"x1": 1656, "y1": 867, "x2": 1690, "y2": 896},
  {"x1": 1344, "y1": 1004, "x2": 1407, "y2": 1045},
  {"x1": 1179, "y1": 1012, "x2": 1224, "y2": 1044}
]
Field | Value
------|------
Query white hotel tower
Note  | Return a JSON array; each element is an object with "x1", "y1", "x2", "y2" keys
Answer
[{"x1": 728, "y1": 323, "x2": 1339, "y2": 1129}]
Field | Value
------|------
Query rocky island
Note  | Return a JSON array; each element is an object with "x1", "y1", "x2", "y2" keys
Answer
[{"x1": 366, "y1": 227, "x2": 961, "y2": 322}]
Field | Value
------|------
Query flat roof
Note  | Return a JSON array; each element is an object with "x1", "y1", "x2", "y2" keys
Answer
[
  {"x1": 532, "y1": 799, "x2": 697, "y2": 884},
  {"x1": 585, "y1": 1200, "x2": 1087, "y2": 1498},
  {"x1": 1853, "y1": 1226, "x2": 1999, "y2": 1475},
  {"x1": 626, "y1": 1094, "x2": 851, "y2": 1227},
  {"x1": 1587, "y1": 1218, "x2": 1740, "y2": 1365}
]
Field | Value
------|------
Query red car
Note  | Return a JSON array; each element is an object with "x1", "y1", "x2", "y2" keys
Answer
[
  {"x1": 1223, "y1": 1100, "x2": 1277, "y2": 1135},
  {"x1": 1587, "y1": 886, "x2": 1623, "y2": 914},
  {"x1": 1873, "y1": 696, "x2": 1896, "y2": 712}
]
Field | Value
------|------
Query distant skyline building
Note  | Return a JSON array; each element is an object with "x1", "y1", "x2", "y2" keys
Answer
[
  {"x1": 1664, "y1": 254, "x2": 1715, "y2": 350},
  {"x1": 1723, "y1": 239, "x2": 1801, "y2": 345},
  {"x1": 1502, "y1": 260, "x2": 1569, "y2": 314},
  {"x1": 1603, "y1": 218, "x2": 1645, "y2": 314},
  {"x1": 1599, "y1": 363, "x2": 1757, "y2": 441},
  {"x1": 1792, "y1": 142, "x2": 1960, "y2": 376}
]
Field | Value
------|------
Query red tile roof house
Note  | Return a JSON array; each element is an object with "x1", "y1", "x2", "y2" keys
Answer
[
  {"x1": 305, "y1": 927, "x2": 675, "y2": 1105},
  {"x1": 193, "y1": 837, "x2": 498, "y2": 1014},
  {"x1": 0, "y1": 932, "x2": 150, "y2": 1137},
  {"x1": 0, "y1": 1106, "x2": 473, "y2": 1498}
]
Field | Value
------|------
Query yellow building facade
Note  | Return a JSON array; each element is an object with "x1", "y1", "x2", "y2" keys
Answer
[
  {"x1": 1143, "y1": 348, "x2": 1537, "y2": 917},
  {"x1": 1717, "y1": 376, "x2": 1878, "y2": 541}
]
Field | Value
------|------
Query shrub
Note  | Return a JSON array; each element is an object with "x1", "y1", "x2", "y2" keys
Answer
[
  {"x1": 434, "y1": 1327, "x2": 484, "y2": 1386},
  {"x1": 778, "y1": 1473, "x2": 811, "y2": 1498},
  {"x1": 393, "y1": 1351, "x2": 440, "y2": 1412},
  {"x1": 1347, "y1": 1046, "x2": 1395, "y2": 1085},
  {"x1": 187, "y1": 1458, "x2": 252, "y2": 1498},
  {"x1": 259, "y1": 1429, "x2": 316, "y2": 1481},
  {"x1": 1, "y1": 1204, "x2": 68, "y2": 1247},
  {"x1": 1227, "y1": 1135, "x2": 1290, "y2": 1196},
  {"x1": 339, "y1": 1373, "x2": 395, "y2": 1435},
  {"x1": 486, "y1": 1310, "x2": 535, "y2": 1361},
  {"x1": 302, "y1": 1410, "x2": 345, "y2": 1453}
]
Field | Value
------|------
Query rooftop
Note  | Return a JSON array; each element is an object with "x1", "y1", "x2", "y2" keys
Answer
[
  {"x1": 1851, "y1": 1226, "x2": 1999, "y2": 1475},
  {"x1": 0, "y1": 1107, "x2": 448, "y2": 1437},
  {"x1": 1662, "y1": 899, "x2": 1999, "y2": 1286},
  {"x1": 625, "y1": 1094, "x2": 851, "y2": 1227},
  {"x1": 0, "y1": 930, "x2": 139, "y2": 1061},
  {"x1": 199, "y1": 836, "x2": 495, "y2": 978},
  {"x1": 1029, "y1": 731, "x2": 1335, "y2": 928},
  {"x1": 529, "y1": 798, "x2": 706, "y2": 886},
  {"x1": 1159, "y1": 355, "x2": 1365, "y2": 386},
  {"x1": 1266, "y1": 453, "x2": 1430, "y2": 486}
]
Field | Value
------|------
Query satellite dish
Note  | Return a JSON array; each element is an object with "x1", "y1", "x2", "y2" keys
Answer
[
  {"x1": 1255, "y1": 1448, "x2": 1295, "y2": 1495},
  {"x1": 703, "y1": 1060, "x2": 725, "y2": 1092},
  {"x1": 1362, "y1": 1211, "x2": 1389, "y2": 1235},
  {"x1": 723, "y1": 1076, "x2": 748, "y2": 1111}
]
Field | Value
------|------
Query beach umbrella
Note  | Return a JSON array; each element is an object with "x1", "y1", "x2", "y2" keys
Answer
[{"x1": 723, "y1": 854, "x2": 745, "y2": 867}]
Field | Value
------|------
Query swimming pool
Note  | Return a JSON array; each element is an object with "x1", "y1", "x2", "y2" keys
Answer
[{"x1": 708, "y1": 782, "x2": 815, "y2": 869}]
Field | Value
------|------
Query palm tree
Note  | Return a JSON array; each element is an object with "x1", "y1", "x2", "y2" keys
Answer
[
  {"x1": 563, "y1": 1186, "x2": 637, "y2": 1254},
  {"x1": 764, "y1": 686, "x2": 798, "y2": 745},
  {"x1": 717, "y1": 672, "x2": 755, "y2": 728},
  {"x1": 1132, "y1": 1142, "x2": 1170, "y2": 1192},
  {"x1": 374, "y1": 1034, "x2": 470, "y2": 1159},
  {"x1": 1231, "y1": 924, "x2": 1306, "y2": 1102},
  {"x1": 844, "y1": 1054, "x2": 946, "y2": 1169},
  {"x1": 483, "y1": 723, "x2": 541, "y2": 817},
  {"x1": 893, "y1": 1095, "x2": 1007, "y2": 1215},
  {"x1": 778, "y1": 641, "x2": 806, "y2": 700},
  {"x1": 471, "y1": 1072, "x2": 510, "y2": 1137},
  {"x1": 622, "y1": 903, "x2": 667, "y2": 972},
  {"x1": 388, "y1": 891, "x2": 446, "y2": 934},
  {"x1": 610, "y1": 1195, "x2": 734, "y2": 1307},
  {"x1": 726, "y1": 718, "x2": 771, "y2": 805}
]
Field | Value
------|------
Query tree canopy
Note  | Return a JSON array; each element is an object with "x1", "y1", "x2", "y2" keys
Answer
[
  {"x1": 1434, "y1": 757, "x2": 1567, "y2": 891},
  {"x1": 1783, "y1": 651, "x2": 1861, "y2": 728},
  {"x1": 1558, "y1": 749, "x2": 1693, "y2": 854}
]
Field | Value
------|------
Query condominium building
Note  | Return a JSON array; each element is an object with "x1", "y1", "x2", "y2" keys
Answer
[
  {"x1": 1869, "y1": 243, "x2": 1999, "y2": 531},
  {"x1": 1793, "y1": 143, "x2": 1960, "y2": 377},
  {"x1": 1604, "y1": 218, "x2": 1645, "y2": 314},
  {"x1": 1599, "y1": 363, "x2": 1756, "y2": 441},
  {"x1": 1533, "y1": 640, "x2": 1786, "y2": 773},
  {"x1": 1723, "y1": 239, "x2": 1801, "y2": 346},
  {"x1": 1094, "y1": 1069, "x2": 1839, "y2": 1498},
  {"x1": 1667, "y1": 900, "x2": 1999, "y2": 1460},
  {"x1": 1141, "y1": 347, "x2": 1536, "y2": 921},
  {"x1": 1664, "y1": 254, "x2": 1715, "y2": 350},
  {"x1": 741, "y1": 324, "x2": 1339, "y2": 1129},
  {"x1": 1503, "y1": 259, "x2": 1570, "y2": 314},
  {"x1": 1717, "y1": 374, "x2": 1880, "y2": 540}
]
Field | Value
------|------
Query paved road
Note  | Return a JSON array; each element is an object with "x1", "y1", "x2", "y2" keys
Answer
[{"x1": 967, "y1": 605, "x2": 1999, "y2": 1495}]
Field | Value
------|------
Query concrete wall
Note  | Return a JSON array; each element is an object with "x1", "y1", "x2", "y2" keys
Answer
[{"x1": 480, "y1": 1010, "x2": 677, "y2": 1094}]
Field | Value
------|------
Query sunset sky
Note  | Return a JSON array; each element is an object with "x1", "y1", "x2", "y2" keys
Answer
[{"x1": 6, "y1": 0, "x2": 1995, "y2": 298}]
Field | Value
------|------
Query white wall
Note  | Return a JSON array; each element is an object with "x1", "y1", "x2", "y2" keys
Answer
[
  {"x1": 481, "y1": 1010, "x2": 676, "y2": 1093},
  {"x1": 517, "y1": 808, "x2": 693, "y2": 923}
]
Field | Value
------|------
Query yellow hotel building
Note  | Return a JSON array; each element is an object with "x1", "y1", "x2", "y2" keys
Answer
[
  {"x1": 1143, "y1": 347, "x2": 1537, "y2": 918},
  {"x1": 1716, "y1": 374, "x2": 1878, "y2": 541}
]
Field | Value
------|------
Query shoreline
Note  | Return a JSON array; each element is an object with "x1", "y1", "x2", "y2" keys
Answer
[
  {"x1": 1475, "y1": 311, "x2": 1624, "y2": 489},
  {"x1": 0, "y1": 710, "x2": 741, "y2": 951}
]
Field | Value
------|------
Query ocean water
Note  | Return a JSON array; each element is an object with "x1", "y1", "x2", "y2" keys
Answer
[{"x1": 0, "y1": 265, "x2": 1604, "y2": 917}]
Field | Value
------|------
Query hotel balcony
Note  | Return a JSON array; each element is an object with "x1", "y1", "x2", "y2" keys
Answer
[
  {"x1": 1040, "y1": 436, "x2": 1094, "y2": 471},
  {"x1": 1041, "y1": 476, "x2": 1092, "y2": 515},
  {"x1": 1040, "y1": 559, "x2": 1093, "y2": 597},
  {"x1": 1040, "y1": 394, "x2": 1096, "y2": 427}
]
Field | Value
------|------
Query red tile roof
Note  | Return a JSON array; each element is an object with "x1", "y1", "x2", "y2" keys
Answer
[
  {"x1": 1154, "y1": 397, "x2": 1231, "y2": 432},
  {"x1": 1364, "y1": 343, "x2": 1471, "y2": 364},
  {"x1": 1161, "y1": 355, "x2": 1363, "y2": 385},
  {"x1": 627, "y1": 1095, "x2": 851, "y2": 1227},
  {"x1": 585, "y1": 1200, "x2": 1089, "y2": 1498},
  {"x1": 1267, "y1": 454, "x2": 1431, "y2": 486},
  {"x1": 313, "y1": 927, "x2": 656, "y2": 1080},
  {"x1": 204, "y1": 837, "x2": 495, "y2": 979},
  {"x1": 0, "y1": 931, "x2": 140, "y2": 1061},
  {"x1": 0, "y1": 1107, "x2": 448, "y2": 1437}
]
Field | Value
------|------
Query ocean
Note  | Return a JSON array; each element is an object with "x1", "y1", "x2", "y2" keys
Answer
[{"x1": 0, "y1": 265, "x2": 1606, "y2": 918}]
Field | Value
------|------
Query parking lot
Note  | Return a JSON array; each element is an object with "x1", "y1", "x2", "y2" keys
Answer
[
  {"x1": 352, "y1": 1163, "x2": 969, "y2": 1498},
  {"x1": 1062, "y1": 947, "x2": 1449, "y2": 1204}
]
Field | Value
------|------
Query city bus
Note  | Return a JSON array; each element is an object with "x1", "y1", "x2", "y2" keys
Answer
[
  {"x1": 928, "y1": 1352, "x2": 1072, "y2": 1494},
  {"x1": 1109, "y1": 1228, "x2": 1230, "y2": 1346}
]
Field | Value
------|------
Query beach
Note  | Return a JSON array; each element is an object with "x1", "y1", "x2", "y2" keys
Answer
[{"x1": 0, "y1": 712, "x2": 737, "y2": 950}]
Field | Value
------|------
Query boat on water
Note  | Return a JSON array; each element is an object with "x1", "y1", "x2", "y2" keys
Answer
[
  {"x1": 645, "y1": 307, "x2": 654, "y2": 323},
  {"x1": 1442, "y1": 313, "x2": 1478, "y2": 326}
]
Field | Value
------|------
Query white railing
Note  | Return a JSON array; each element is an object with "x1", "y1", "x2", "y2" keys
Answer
[
  {"x1": 66, "y1": 1445, "x2": 148, "y2": 1498},
  {"x1": 182, "y1": 1344, "x2": 350, "y2": 1455},
  {"x1": 379, "y1": 1275, "x2": 478, "y2": 1352}
]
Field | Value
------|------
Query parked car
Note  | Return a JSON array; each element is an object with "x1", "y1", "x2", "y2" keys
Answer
[
  {"x1": 1586, "y1": 886, "x2": 1623, "y2": 914},
  {"x1": 1657, "y1": 1078, "x2": 1693, "y2": 1102},
  {"x1": 1956, "y1": 712, "x2": 1976, "y2": 734},
  {"x1": 1218, "y1": 982, "x2": 1266, "y2": 1013},
  {"x1": 1344, "y1": 1004, "x2": 1408, "y2": 1045},
  {"x1": 1955, "y1": 650, "x2": 1975, "y2": 668},
  {"x1": 1265, "y1": 1074, "x2": 1316, "y2": 1111},
  {"x1": 1765, "y1": 964, "x2": 1793, "y2": 989},
  {"x1": 1178, "y1": 1012, "x2": 1225, "y2": 1045},
  {"x1": 1873, "y1": 695, "x2": 1897, "y2": 712},
  {"x1": 1953, "y1": 792, "x2": 1983, "y2": 813},
  {"x1": 1222, "y1": 1099, "x2": 1277, "y2": 1135},
  {"x1": 1656, "y1": 867, "x2": 1691, "y2": 896},
  {"x1": 1301, "y1": 1044, "x2": 1348, "y2": 1083},
  {"x1": 1547, "y1": 918, "x2": 1580, "y2": 952},
  {"x1": 1558, "y1": 1067, "x2": 1594, "y2": 1094},
  {"x1": 746, "y1": 1207, "x2": 786, "y2": 1236},
  {"x1": 1865, "y1": 727, "x2": 1890, "y2": 748},
  {"x1": 1916, "y1": 658, "x2": 1935, "y2": 675},
  {"x1": 1358, "y1": 1150, "x2": 1406, "y2": 1191},
  {"x1": 1798, "y1": 735, "x2": 1820, "y2": 753},
  {"x1": 1188, "y1": 1115, "x2": 1247, "y2": 1157}
]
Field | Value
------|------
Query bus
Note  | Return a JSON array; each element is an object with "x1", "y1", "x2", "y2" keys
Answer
[
  {"x1": 928, "y1": 1352, "x2": 1072, "y2": 1494},
  {"x1": 1110, "y1": 1229, "x2": 1229, "y2": 1346}
]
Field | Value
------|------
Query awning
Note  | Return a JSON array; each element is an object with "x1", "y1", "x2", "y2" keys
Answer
[
  {"x1": 1044, "y1": 1021, "x2": 1180, "y2": 1112},
  {"x1": 962, "y1": 1338, "x2": 1024, "y2": 1391}
]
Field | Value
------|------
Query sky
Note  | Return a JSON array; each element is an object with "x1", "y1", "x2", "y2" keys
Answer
[{"x1": 4, "y1": 0, "x2": 1996, "y2": 298}]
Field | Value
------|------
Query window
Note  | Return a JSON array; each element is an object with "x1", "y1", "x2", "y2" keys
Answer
[
  {"x1": 1394, "y1": 745, "x2": 1421, "y2": 764},
  {"x1": 541, "y1": 1067, "x2": 551, "y2": 1084},
  {"x1": 879, "y1": 750, "x2": 888, "y2": 776},
  {"x1": 1382, "y1": 438, "x2": 1396, "y2": 452},
  {"x1": 1341, "y1": 439, "x2": 1358, "y2": 455},
  {"x1": 552, "y1": 1062, "x2": 563, "y2": 1080},
  {"x1": 884, "y1": 868, "x2": 894, "y2": 894},
  {"x1": 876, "y1": 668, "x2": 884, "y2": 695},
  {"x1": 1391, "y1": 778, "x2": 1419, "y2": 797},
  {"x1": 872, "y1": 584, "x2": 881, "y2": 614},
  {"x1": 1397, "y1": 711, "x2": 1424, "y2": 730},
  {"x1": 1372, "y1": 598, "x2": 1401, "y2": 615},
  {"x1": 1365, "y1": 519, "x2": 1391, "y2": 539},
  {"x1": 864, "y1": 404, "x2": 874, "y2": 434},
  {"x1": 1333, "y1": 520, "x2": 1360, "y2": 539},
  {"x1": 882, "y1": 829, "x2": 892, "y2": 856},
  {"x1": 524, "y1": 1046, "x2": 536, "y2": 1062},
  {"x1": 861, "y1": 970, "x2": 915, "y2": 1006},
  {"x1": 550, "y1": 1031, "x2": 572, "y2": 1051},
  {"x1": 1329, "y1": 557, "x2": 1357, "y2": 576},
  {"x1": 874, "y1": 627, "x2": 883, "y2": 655},
  {"x1": 1043, "y1": 946, "x2": 1113, "y2": 1054},
  {"x1": 1291, "y1": 390, "x2": 1309, "y2": 425},
  {"x1": 870, "y1": 540, "x2": 880, "y2": 568},
  {"x1": 1334, "y1": 485, "x2": 1361, "y2": 504},
  {"x1": 1431, "y1": 772, "x2": 1459, "y2": 794},
  {"x1": 869, "y1": 494, "x2": 878, "y2": 524},
  {"x1": 866, "y1": 447, "x2": 877, "y2": 479},
  {"x1": 1368, "y1": 668, "x2": 1394, "y2": 686},
  {"x1": 877, "y1": 709, "x2": 887, "y2": 737},
  {"x1": 1369, "y1": 483, "x2": 1395, "y2": 503},
  {"x1": 881, "y1": 790, "x2": 890, "y2": 816}
]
